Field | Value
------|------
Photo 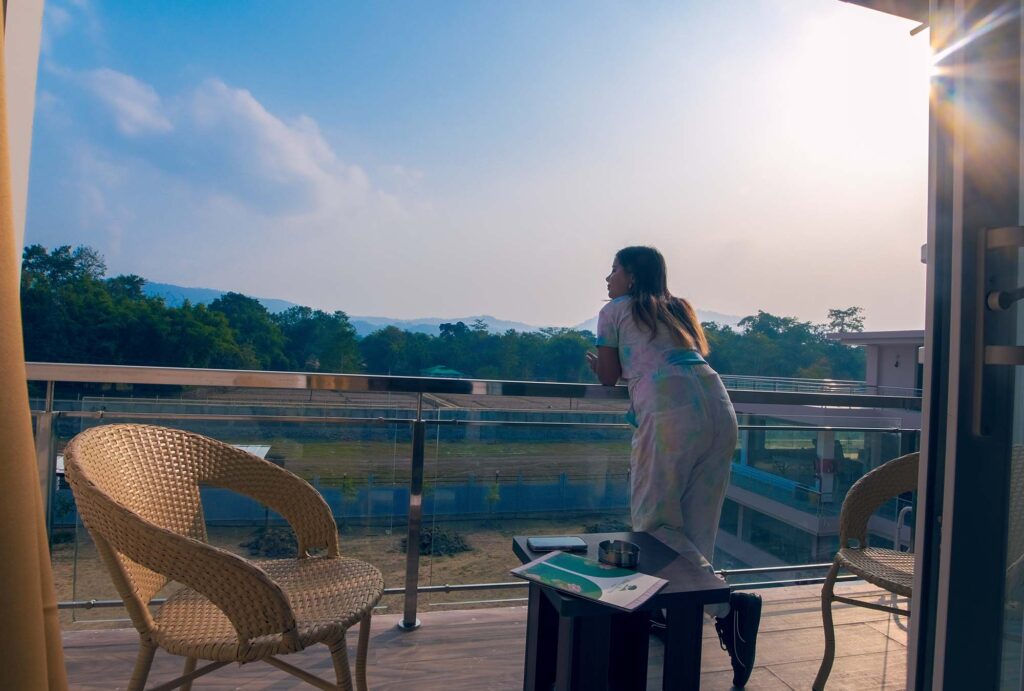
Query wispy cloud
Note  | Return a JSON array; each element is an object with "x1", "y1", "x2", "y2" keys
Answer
[
  {"x1": 40, "y1": 0, "x2": 104, "y2": 58},
  {"x1": 40, "y1": 4, "x2": 73, "y2": 57},
  {"x1": 83, "y1": 68, "x2": 173, "y2": 136},
  {"x1": 186, "y1": 79, "x2": 374, "y2": 218},
  {"x1": 44, "y1": 68, "x2": 425, "y2": 306}
]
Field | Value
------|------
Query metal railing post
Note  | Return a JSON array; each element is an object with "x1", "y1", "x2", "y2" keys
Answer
[
  {"x1": 899, "y1": 428, "x2": 919, "y2": 455},
  {"x1": 399, "y1": 393, "x2": 425, "y2": 631},
  {"x1": 35, "y1": 380, "x2": 56, "y2": 539}
]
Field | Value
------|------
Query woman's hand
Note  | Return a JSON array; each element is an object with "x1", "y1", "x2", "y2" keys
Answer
[{"x1": 588, "y1": 346, "x2": 622, "y2": 386}]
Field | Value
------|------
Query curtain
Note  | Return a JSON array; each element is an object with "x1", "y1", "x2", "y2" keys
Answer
[{"x1": 0, "y1": 12, "x2": 68, "y2": 690}]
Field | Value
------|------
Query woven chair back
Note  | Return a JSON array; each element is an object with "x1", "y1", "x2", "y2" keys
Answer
[
  {"x1": 839, "y1": 451, "x2": 919, "y2": 548},
  {"x1": 64, "y1": 424, "x2": 259, "y2": 629}
]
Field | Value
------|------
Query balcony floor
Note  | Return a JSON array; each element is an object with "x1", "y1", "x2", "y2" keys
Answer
[{"x1": 63, "y1": 582, "x2": 908, "y2": 690}]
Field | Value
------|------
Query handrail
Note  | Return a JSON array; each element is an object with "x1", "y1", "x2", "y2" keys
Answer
[
  {"x1": 720, "y1": 373, "x2": 921, "y2": 397},
  {"x1": 25, "y1": 362, "x2": 922, "y2": 410},
  {"x1": 55, "y1": 562, "x2": 849, "y2": 610},
  {"x1": 30, "y1": 410, "x2": 915, "y2": 434}
]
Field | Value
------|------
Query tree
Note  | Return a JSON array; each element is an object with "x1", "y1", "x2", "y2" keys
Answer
[
  {"x1": 359, "y1": 326, "x2": 430, "y2": 375},
  {"x1": 825, "y1": 307, "x2": 865, "y2": 333},
  {"x1": 274, "y1": 306, "x2": 361, "y2": 372},
  {"x1": 106, "y1": 274, "x2": 147, "y2": 301},
  {"x1": 21, "y1": 244, "x2": 106, "y2": 287},
  {"x1": 209, "y1": 292, "x2": 287, "y2": 369},
  {"x1": 704, "y1": 310, "x2": 865, "y2": 380},
  {"x1": 160, "y1": 302, "x2": 249, "y2": 368}
]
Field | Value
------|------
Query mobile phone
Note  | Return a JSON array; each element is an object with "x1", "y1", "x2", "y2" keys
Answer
[{"x1": 527, "y1": 536, "x2": 588, "y2": 552}]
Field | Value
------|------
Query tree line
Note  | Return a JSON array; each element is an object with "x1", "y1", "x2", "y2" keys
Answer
[{"x1": 20, "y1": 245, "x2": 865, "y2": 382}]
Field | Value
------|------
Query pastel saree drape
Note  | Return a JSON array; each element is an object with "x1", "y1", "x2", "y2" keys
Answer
[{"x1": 0, "y1": 11, "x2": 68, "y2": 690}]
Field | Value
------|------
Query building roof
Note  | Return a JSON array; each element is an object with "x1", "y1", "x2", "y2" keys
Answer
[
  {"x1": 829, "y1": 329, "x2": 925, "y2": 346},
  {"x1": 841, "y1": 0, "x2": 928, "y2": 24}
]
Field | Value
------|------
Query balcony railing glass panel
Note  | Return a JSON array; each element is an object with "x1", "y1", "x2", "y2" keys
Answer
[{"x1": 28, "y1": 364, "x2": 920, "y2": 628}]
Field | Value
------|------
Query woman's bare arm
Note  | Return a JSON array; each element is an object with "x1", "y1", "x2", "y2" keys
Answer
[{"x1": 587, "y1": 346, "x2": 622, "y2": 386}]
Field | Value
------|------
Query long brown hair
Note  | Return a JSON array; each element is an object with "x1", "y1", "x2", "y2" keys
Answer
[{"x1": 615, "y1": 245, "x2": 709, "y2": 356}]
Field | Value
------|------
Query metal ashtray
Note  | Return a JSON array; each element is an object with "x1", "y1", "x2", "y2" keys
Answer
[{"x1": 598, "y1": 540, "x2": 640, "y2": 569}]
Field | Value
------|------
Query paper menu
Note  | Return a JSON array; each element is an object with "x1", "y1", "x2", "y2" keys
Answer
[{"x1": 511, "y1": 550, "x2": 668, "y2": 611}]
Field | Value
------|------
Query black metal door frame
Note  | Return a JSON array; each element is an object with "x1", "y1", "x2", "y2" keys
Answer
[{"x1": 911, "y1": 1, "x2": 1021, "y2": 688}]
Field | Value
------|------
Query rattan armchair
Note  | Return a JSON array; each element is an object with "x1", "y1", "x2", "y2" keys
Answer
[
  {"x1": 64, "y1": 423, "x2": 384, "y2": 691},
  {"x1": 812, "y1": 451, "x2": 918, "y2": 690}
]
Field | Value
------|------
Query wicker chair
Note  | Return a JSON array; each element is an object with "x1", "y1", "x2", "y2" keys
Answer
[
  {"x1": 64, "y1": 423, "x2": 384, "y2": 691},
  {"x1": 812, "y1": 452, "x2": 918, "y2": 690}
]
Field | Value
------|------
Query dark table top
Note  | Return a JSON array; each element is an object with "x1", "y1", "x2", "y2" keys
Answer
[{"x1": 512, "y1": 531, "x2": 730, "y2": 615}]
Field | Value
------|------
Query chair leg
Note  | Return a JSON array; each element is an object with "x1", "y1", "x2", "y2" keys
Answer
[
  {"x1": 128, "y1": 640, "x2": 157, "y2": 691},
  {"x1": 330, "y1": 638, "x2": 354, "y2": 691},
  {"x1": 813, "y1": 561, "x2": 842, "y2": 691},
  {"x1": 355, "y1": 614, "x2": 372, "y2": 691},
  {"x1": 180, "y1": 657, "x2": 197, "y2": 691}
]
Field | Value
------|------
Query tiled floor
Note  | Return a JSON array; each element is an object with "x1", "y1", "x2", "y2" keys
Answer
[{"x1": 63, "y1": 582, "x2": 909, "y2": 690}]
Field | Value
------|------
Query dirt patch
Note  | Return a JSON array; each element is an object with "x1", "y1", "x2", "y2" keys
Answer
[{"x1": 54, "y1": 514, "x2": 630, "y2": 629}]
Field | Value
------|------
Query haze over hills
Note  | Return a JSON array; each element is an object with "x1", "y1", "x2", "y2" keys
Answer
[
  {"x1": 143, "y1": 283, "x2": 301, "y2": 314},
  {"x1": 143, "y1": 282, "x2": 743, "y2": 336}
]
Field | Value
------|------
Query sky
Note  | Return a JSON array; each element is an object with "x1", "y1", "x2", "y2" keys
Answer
[{"x1": 26, "y1": 0, "x2": 932, "y2": 330}]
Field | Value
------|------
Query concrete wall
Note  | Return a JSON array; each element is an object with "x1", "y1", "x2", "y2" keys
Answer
[{"x1": 871, "y1": 343, "x2": 921, "y2": 391}]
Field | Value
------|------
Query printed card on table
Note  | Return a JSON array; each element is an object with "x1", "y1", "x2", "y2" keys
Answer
[{"x1": 511, "y1": 550, "x2": 667, "y2": 611}]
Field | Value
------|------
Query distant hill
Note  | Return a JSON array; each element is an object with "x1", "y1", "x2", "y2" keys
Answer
[
  {"x1": 144, "y1": 282, "x2": 299, "y2": 314},
  {"x1": 142, "y1": 283, "x2": 545, "y2": 335},
  {"x1": 349, "y1": 315, "x2": 540, "y2": 337},
  {"x1": 143, "y1": 281, "x2": 743, "y2": 336}
]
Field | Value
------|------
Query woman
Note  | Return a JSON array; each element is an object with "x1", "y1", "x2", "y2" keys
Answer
[{"x1": 587, "y1": 245, "x2": 761, "y2": 688}]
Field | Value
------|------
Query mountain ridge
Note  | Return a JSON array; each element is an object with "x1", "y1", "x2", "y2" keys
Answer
[{"x1": 143, "y1": 282, "x2": 743, "y2": 336}]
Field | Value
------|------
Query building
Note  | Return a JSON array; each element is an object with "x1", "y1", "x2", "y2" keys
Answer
[{"x1": 830, "y1": 329, "x2": 925, "y2": 394}]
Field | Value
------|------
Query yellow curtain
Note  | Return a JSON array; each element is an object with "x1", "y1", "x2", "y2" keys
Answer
[{"x1": 0, "y1": 12, "x2": 68, "y2": 691}]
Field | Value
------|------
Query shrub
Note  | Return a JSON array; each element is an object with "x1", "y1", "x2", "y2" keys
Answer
[
  {"x1": 240, "y1": 526, "x2": 298, "y2": 558},
  {"x1": 400, "y1": 525, "x2": 471, "y2": 557},
  {"x1": 582, "y1": 519, "x2": 631, "y2": 534},
  {"x1": 49, "y1": 529, "x2": 75, "y2": 546}
]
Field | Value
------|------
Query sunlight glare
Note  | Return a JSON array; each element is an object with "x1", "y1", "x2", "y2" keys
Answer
[{"x1": 931, "y1": 1, "x2": 1021, "y2": 66}]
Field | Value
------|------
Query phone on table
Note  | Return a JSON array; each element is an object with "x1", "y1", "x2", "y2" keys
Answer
[{"x1": 526, "y1": 536, "x2": 588, "y2": 553}]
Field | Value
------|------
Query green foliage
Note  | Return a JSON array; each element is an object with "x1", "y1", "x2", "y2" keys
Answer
[
  {"x1": 359, "y1": 322, "x2": 595, "y2": 382},
  {"x1": 19, "y1": 244, "x2": 865, "y2": 383},
  {"x1": 826, "y1": 306, "x2": 865, "y2": 333},
  {"x1": 582, "y1": 519, "x2": 631, "y2": 533},
  {"x1": 210, "y1": 292, "x2": 288, "y2": 369},
  {"x1": 337, "y1": 474, "x2": 360, "y2": 501},
  {"x1": 400, "y1": 525, "x2": 471, "y2": 557},
  {"x1": 485, "y1": 482, "x2": 501, "y2": 510},
  {"x1": 240, "y1": 526, "x2": 298, "y2": 558},
  {"x1": 52, "y1": 494, "x2": 75, "y2": 519},
  {"x1": 274, "y1": 306, "x2": 361, "y2": 372},
  {"x1": 20, "y1": 244, "x2": 358, "y2": 373},
  {"x1": 704, "y1": 310, "x2": 865, "y2": 380}
]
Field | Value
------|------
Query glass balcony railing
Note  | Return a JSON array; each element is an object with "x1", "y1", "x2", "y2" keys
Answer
[
  {"x1": 28, "y1": 362, "x2": 921, "y2": 627},
  {"x1": 720, "y1": 373, "x2": 921, "y2": 397}
]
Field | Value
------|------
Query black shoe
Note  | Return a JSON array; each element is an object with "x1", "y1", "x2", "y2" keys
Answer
[
  {"x1": 715, "y1": 592, "x2": 762, "y2": 688},
  {"x1": 649, "y1": 608, "x2": 667, "y2": 642}
]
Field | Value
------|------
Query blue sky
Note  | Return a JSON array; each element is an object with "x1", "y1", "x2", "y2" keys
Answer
[{"x1": 27, "y1": 1, "x2": 931, "y2": 329}]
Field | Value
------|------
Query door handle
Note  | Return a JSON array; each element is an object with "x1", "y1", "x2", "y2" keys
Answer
[
  {"x1": 973, "y1": 227, "x2": 1024, "y2": 434},
  {"x1": 981, "y1": 227, "x2": 1024, "y2": 369},
  {"x1": 987, "y1": 285, "x2": 1024, "y2": 311}
]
